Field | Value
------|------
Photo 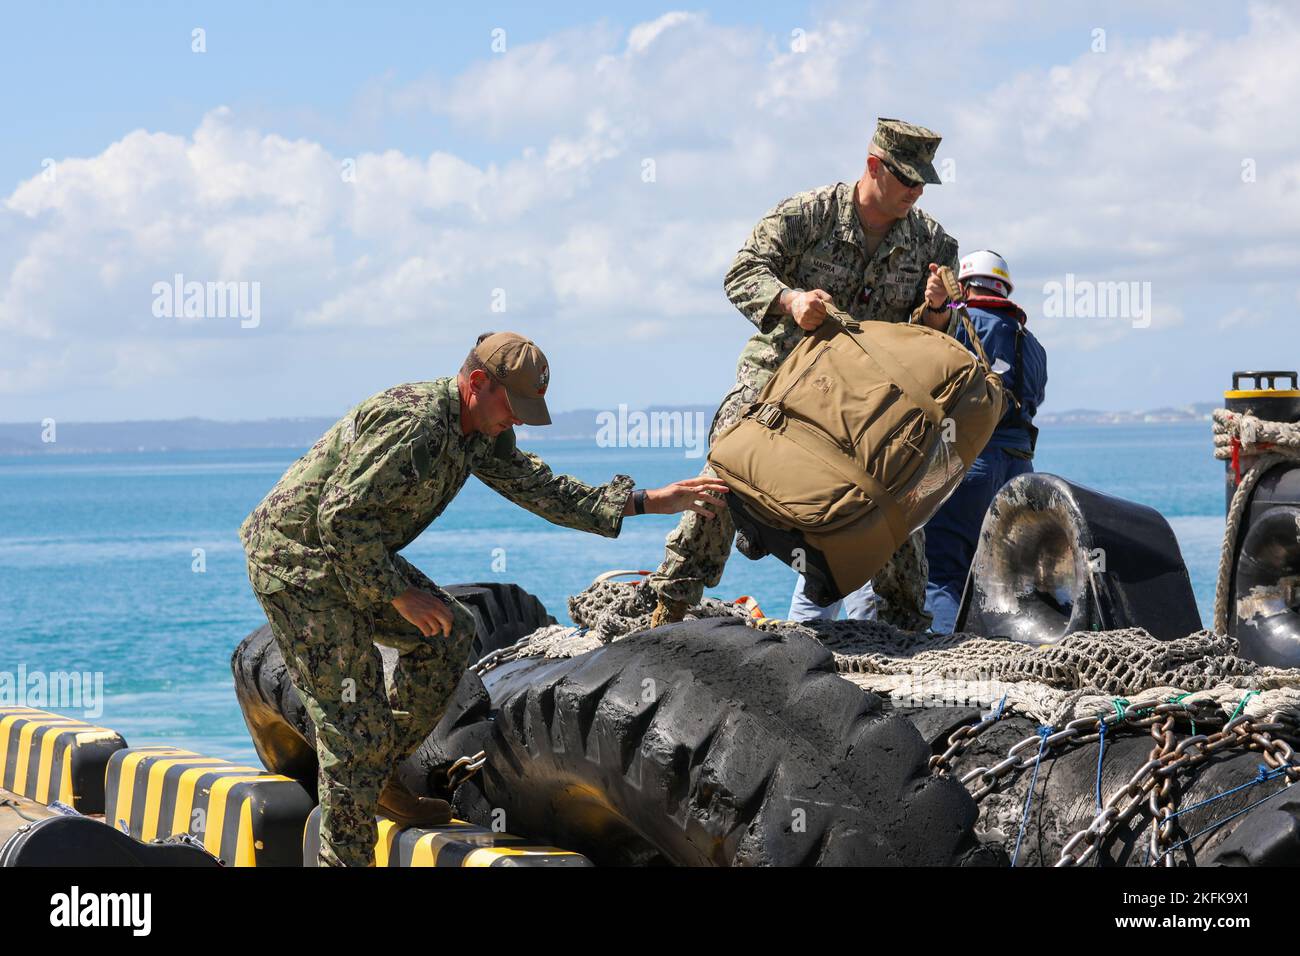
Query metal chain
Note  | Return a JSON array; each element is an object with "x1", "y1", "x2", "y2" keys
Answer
[
  {"x1": 946, "y1": 700, "x2": 1210, "y2": 797},
  {"x1": 470, "y1": 625, "x2": 605, "y2": 677},
  {"x1": 929, "y1": 704, "x2": 1009, "y2": 774},
  {"x1": 929, "y1": 696, "x2": 1300, "y2": 866},
  {"x1": 470, "y1": 634, "x2": 535, "y2": 676},
  {"x1": 957, "y1": 712, "x2": 1120, "y2": 800},
  {"x1": 446, "y1": 751, "x2": 487, "y2": 791},
  {"x1": 1147, "y1": 712, "x2": 1179, "y2": 866},
  {"x1": 1057, "y1": 712, "x2": 1300, "y2": 867}
]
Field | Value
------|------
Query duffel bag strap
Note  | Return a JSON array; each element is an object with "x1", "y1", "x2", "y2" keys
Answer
[
  {"x1": 937, "y1": 266, "x2": 994, "y2": 373},
  {"x1": 780, "y1": 421, "x2": 911, "y2": 543},
  {"x1": 826, "y1": 304, "x2": 946, "y2": 429}
]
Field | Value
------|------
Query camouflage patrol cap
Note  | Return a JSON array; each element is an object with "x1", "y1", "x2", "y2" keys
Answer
[
  {"x1": 473, "y1": 332, "x2": 552, "y2": 426},
  {"x1": 869, "y1": 117, "x2": 943, "y2": 186}
]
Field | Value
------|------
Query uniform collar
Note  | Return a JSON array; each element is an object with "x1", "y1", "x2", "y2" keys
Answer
[
  {"x1": 440, "y1": 376, "x2": 491, "y2": 454},
  {"x1": 833, "y1": 181, "x2": 918, "y2": 260}
]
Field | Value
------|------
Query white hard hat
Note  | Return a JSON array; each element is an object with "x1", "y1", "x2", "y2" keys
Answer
[{"x1": 958, "y1": 249, "x2": 1013, "y2": 296}]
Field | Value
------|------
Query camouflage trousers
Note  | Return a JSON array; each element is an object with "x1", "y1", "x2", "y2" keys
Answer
[
  {"x1": 249, "y1": 561, "x2": 475, "y2": 867},
  {"x1": 646, "y1": 379, "x2": 933, "y2": 631}
]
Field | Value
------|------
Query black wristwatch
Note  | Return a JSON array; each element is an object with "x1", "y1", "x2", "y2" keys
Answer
[{"x1": 633, "y1": 489, "x2": 648, "y2": 515}]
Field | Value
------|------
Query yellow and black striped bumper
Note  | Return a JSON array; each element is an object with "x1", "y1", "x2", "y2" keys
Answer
[
  {"x1": 0, "y1": 707, "x2": 127, "y2": 813},
  {"x1": 105, "y1": 746, "x2": 314, "y2": 866},
  {"x1": 303, "y1": 806, "x2": 592, "y2": 866}
]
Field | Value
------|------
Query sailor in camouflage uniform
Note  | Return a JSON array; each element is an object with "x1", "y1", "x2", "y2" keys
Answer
[
  {"x1": 647, "y1": 118, "x2": 961, "y2": 631},
  {"x1": 241, "y1": 332, "x2": 727, "y2": 866}
]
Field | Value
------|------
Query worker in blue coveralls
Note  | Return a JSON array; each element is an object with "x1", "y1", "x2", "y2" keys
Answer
[{"x1": 925, "y1": 250, "x2": 1047, "y2": 633}]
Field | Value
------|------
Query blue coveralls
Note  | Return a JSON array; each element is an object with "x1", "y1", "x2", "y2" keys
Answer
[{"x1": 924, "y1": 299, "x2": 1047, "y2": 633}]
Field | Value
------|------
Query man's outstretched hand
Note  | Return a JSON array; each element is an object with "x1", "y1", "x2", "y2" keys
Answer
[
  {"x1": 628, "y1": 475, "x2": 730, "y2": 520},
  {"x1": 392, "y1": 586, "x2": 455, "y2": 638}
]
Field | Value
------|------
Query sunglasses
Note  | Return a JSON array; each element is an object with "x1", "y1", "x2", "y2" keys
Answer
[{"x1": 880, "y1": 155, "x2": 924, "y2": 190}]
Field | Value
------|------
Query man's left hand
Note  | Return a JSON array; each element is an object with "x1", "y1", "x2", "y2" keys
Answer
[{"x1": 924, "y1": 263, "x2": 949, "y2": 309}]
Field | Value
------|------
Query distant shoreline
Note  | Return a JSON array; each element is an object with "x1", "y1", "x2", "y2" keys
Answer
[{"x1": 0, "y1": 405, "x2": 1218, "y2": 456}]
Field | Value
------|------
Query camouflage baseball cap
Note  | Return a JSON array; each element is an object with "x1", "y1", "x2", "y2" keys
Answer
[
  {"x1": 473, "y1": 332, "x2": 552, "y2": 426},
  {"x1": 869, "y1": 117, "x2": 943, "y2": 186}
]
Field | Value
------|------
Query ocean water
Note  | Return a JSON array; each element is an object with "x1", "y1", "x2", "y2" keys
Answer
[{"x1": 0, "y1": 421, "x2": 1225, "y2": 764}]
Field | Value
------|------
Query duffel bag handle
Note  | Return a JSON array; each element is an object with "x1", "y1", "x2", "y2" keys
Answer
[
  {"x1": 816, "y1": 303, "x2": 862, "y2": 335},
  {"x1": 940, "y1": 267, "x2": 1020, "y2": 413},
  {"x1": 936, "y1": 266, "x2": 994, "y2": 373}
]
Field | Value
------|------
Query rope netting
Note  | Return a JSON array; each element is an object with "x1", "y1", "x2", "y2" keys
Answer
[{"x1": 495, "y1": 409, "x2": 1300, "y2": 732}]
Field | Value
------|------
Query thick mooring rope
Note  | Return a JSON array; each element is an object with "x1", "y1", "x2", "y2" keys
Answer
[{"x1": 1211, "y1": 408, "x2": 1300, "y2": 634}]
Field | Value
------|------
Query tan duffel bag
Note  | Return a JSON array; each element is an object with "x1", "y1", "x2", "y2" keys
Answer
[{"x1": 708, "y1": 299, "x2": 1006, "y2": 607}]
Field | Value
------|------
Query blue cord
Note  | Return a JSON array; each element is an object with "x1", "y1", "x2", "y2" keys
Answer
[
  {"x1": 1155, "y1": 765, "x2": 1292, "y2": 863},
  {"x1": 1165, "y1": 764, "x2": 1286, "y2": 822},
  {"x1": 984, "y1": 693, "x2": 1008, "y2": 722},
  {"x1": 1011, "y1": 725, "x2": 1053, "y2": 867},
  {"x1": 1095, "y1": 719, "x2": 1108, "y2": 812}
]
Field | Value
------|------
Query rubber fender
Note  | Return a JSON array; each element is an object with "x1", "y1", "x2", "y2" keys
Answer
[
  {"x1": 955, "y1": 473, "x2": 1202, "y2": 642},
  {"x1": 0, "y1": 707, "x2": 127, "y2": 814},
  {"x1": 231, "y1": 582, "x2": 556, "y2": 784},
  {"x1": 104, "y1": 746, "x2": 314, "y2": 867},
  {"x1": 422, "y1": 617, "x2": 1004, "y2": 867},
  {"x1": 302, "y1": 806, "x2": 592, "y2": 867},
  {"x1": 1228, "y1": 462, "x2": 1300, "y2": 667}
]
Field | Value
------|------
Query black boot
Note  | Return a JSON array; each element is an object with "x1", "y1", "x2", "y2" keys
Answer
[{"x1": 377, "y1": 778, "x2": 452, "y2": 828}]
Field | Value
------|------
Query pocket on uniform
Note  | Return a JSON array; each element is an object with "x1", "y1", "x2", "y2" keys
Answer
[
  {"x1": 882, "y1": 277, "x2": 919, "y2": 307},
  {"x1": 247, "y1": 562, "x2": 287, "y2": 595}
]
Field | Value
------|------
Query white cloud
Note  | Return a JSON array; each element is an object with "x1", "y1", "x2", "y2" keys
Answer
[
  {"x1": 627, "y1": 11, "x2": 700, "y2": 54},
  {"x1": 1, "y1": 6, "x2": 1297, "y2": 419}
]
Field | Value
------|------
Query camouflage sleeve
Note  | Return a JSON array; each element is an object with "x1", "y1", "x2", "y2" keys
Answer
[
  {"x1": 317, "y1": 415, "x2": 435, "y2": 608},
  {"x1": 723, "y1": 194, "x2": 825, "y2": 334},
  {"x1": 473, "y1": 446, "x2": 634, "y2": 538}
]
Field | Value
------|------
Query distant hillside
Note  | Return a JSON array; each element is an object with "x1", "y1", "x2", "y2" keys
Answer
[
  {"x1": 0, "y1": 417, "x2": 340, "y2": 455},
  {"x1": 1035, "y1": 402, "x2": 1218, "y2": 425},
  {"x1": 0, "y1": 400, "x2": 1224, "y2": 455},
  {"x1": 0, "y1": 406, "x2": 716, "y2": 454}
]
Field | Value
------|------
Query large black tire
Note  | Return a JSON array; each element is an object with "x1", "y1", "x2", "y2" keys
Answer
[
  {"x1": 420, "y1": 617, "x2": 1002, "y2": 866},
  {"x1": 231, "y1": 622, "x2": 317, "y2": 784},
  {"x1": 447, "y1": 582, "x2": 557, "y2": 664},
  {"x1": 231, "y1": 582, "x2": 555, "y2": 782},
  {"x1": 904, "y1": 710, "x2": 1300, "y2": 866}
]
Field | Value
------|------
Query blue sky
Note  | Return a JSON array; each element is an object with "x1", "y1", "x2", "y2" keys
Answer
[{"x1": 2, "y1": 2, "x2": 1293, "y2": 422}]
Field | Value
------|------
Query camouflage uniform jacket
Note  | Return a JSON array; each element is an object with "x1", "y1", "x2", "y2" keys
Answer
[
  {"x1": 240, "y1": 377, "x2": 634, "y2": 608},
  {"x1": 724, "y1": 181, "x2": 959, "y2": 384}
]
